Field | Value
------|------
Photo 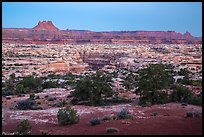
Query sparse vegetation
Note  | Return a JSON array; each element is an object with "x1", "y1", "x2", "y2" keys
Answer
[
  {"x1": 35, "y1": 95, "x2": 40, "y2": 99},
  {"x1": 16, "y1": 119, "x2": 32, "y2": 135},
  {"x1": 71, "y1": 71, "x2": 114, "y2": 106},
  {"x1": 17, "y1": 99, "x2": 42, "y2": 110},
  {"x1": 186, "y1": 111, "x2": 201, "y2": 118},
  {"x1": 17, "y1": 99, "x2": 37, "y2": 110},
  {"x1": 47, "y1": 97, "x2": 56, "y2": 101},
  {"x1": 29, "y1": 93, "x2": 35, "y2": 100},
  {"x1": 170, "y1": 84, "x2": 192, "y2": 103},
  {"x1": 40, "y1": 130, "x2": 49, "y2": 135},
  {"x1": 106, "y1": 127, "x2": 119, "y2": 133},
  {"x1": 57, "y1": 105, "x2": 79, "y2": 125},
  {"x1": 135, "y1": 64, "x2": 174, "y2": 106},
  {"x1": 89, "y1": 118, "x2": 101, "y2": 126},
  {"x1": 102, "y1": 115, "x2": 112, "y2": 122},
  {"x1": 42, "y1": 81, "x2": 58, "y2": 89},
  {"x1": 150, "y1": 112, "x2": 158, "y2": 116},
  {"x1": 117, "y1": 108, "x2": 133, "y2": 119}
]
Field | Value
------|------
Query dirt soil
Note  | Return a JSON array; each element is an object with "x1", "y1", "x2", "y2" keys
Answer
[{"x1": 2, "y1": 88, "x2": 202, "y2": 135}]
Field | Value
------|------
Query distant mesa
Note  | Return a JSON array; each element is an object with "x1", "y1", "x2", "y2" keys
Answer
[
  {"x1": 33, "y1": 21, "x2": 60, "y2": 32},
  {"x1": 2, "y1": 20, "x2": 202, "y2": 44},
  {"x1": 184, "y1": 31, "x2": 192, "y2": 38}
]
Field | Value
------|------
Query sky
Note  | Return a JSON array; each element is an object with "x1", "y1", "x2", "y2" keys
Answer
[{"x1": 2, "y1": 2, "x2": 202, "y2": 37}]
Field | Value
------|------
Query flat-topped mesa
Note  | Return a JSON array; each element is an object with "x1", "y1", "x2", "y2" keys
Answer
[{"x1": 33, "y1": 20, "x2": 60, "y2": 32}]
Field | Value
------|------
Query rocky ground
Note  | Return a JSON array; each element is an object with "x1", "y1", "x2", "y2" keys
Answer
[{"x1": 2, "y1": 88, "x2": 202, "y2": 135}]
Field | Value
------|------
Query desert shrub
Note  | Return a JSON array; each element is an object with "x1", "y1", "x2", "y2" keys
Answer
[
  {"x1": 16, "y1": 119, "x2": 32, "y2": 135},
  {"x1": 35, "y1": 95, "x2": 40, "y2": 99},
  {"x1": 89, "y1": 118, "x2": 101, "y2": 126},
  {"x1": 2, "y1": 90, "x2": 15, "y2": 96},
  {"x1": 102, "y1": 115, "x2": 112, "y2": 122},
  {"x1": 42, "y1": 81, "x2": 58, "y2": 89},
  {"x1": 37, "y1": 102, "x2": 41, "y2": 105},
  {"x1": 139, "y1": 90, "x2": 169, "y2": 106},
  {"x1": 40, "y1": 130, "x2": 49, "y2": 135},
  {"x1": 186, "y1": 111, "x2": 201, "y2": 118},
  {"x1": 71, "y1": 71, "x2": 114, "y2": 106},
  {"x1": 47, "y1": 97, "x2": 56, "y2": 101},
  {"x1": 57, "y1": 105, "x2": 79, "y2": 125},
  {"x1": 178, "y1": 78, "x2": 192, "y2": 85},
  {"x1": 191, "y1": 80, "x2": 202, "y2": 86},
  {"x1": 139, "y1": 98, "x2": 152, "y2": 107},
  {"x1": 150, "y1": 112, "x2": 158, "y2": 116},
  {"x1": 110, "y1": 96, "x2": 131, "y2": 104},
  {"x1": 29, "y1": 93, "x2": 35, "y2": 100},
  {"x1": 181, "y1": 103, "x2": 188, "y2": 106},
  {"x1": 70, "y1": 98, "x2": 78, "y2": 105},
  {"x1": 67, "y1": 94, "x2": 73, "y2": 98},
  {"x1": 44, "y1": 95, "x2": 49, "y2": 98},
  {"x1": 106, "y1": 127, "x2": 119, "y2": 133},
  {"x1": 117, "y1": 108, "x2": 132, "y2": 119},
  {"x1": 31, "y1": 105, "x2": 43, "y2": 110},
  {"x1": 19, "y1": 76, "x2": 42, "y2": 92},
  {"x1": 136, "y1": 64, "x2": 174, "y2": 105},
  {"x1": 17, "y1": 99, "x2": 37, "y2": 110},
  {"x1": 55, "y1": 100, "x2": 67, "y2": 107},
  {"x1": 170, "y1": 84, "x2": 192, "y2": 103},
  {"x1": 187, "y1": 96, "x2": 202, "y2": 106},
  {"x1": 48, "y1": 103, "x2": 55, "y2": 107}
]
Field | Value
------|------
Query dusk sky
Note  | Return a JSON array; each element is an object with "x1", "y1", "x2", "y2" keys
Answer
[{"x1": 2, "y1": 2, "x2": 202, "y2": 37}]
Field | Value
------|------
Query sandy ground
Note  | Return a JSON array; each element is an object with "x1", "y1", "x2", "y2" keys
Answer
[{"x1": 2, "y1": 88, "x2": 202, "y2": 135}]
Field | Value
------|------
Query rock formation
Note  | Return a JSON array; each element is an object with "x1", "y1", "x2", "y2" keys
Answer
[
  {"x1": 2, "y1": 21, "x2": 202, "y2": 44},
  {"x1": 33, "y1": 21, "x2": 60, "y2": 32}
]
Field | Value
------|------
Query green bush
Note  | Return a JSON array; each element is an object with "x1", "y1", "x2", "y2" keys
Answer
[
  {"x1": 188, "y1": 96, "x2": 202, "y2": 106},
  {"x1": 20, "y1": 76, "x2": 42, "y2": 90},
  {"x1": 17, "y1": 99, "x2": 37, "y2": 110},
  {"x1": 48, "y1": 103, "x2": 56, "y2": 107},
  {"x1": 139, "y1": 90, "x2": 168, "y2": 106},
  {"x1": 35, "y1": 95, "x2": 40, "y2": 99},
  {"x1": 152, "y1": 91, "x2": 169, "y2": 104},
  {"x1": 31, "y1": 105, "x2": 43, "y2": 110},
  {"x1": 47, "y1": 97, "x2": 56, "y2": 101},
  {"x1": 89, "y1": 118, "x2": 101, "y2": 126},
  {"x1": 40, "y1": 130, "x2": 49, "y2": 135},
  {"x1": 37, "y1": 102, "x2": 41, "y2": 105},
  {"x1": 117, "y1": 108, "x2": 132, "y2": 119},
  {"x1": 2, "y1": 90, "x2": 15, "y2": 96},
  {"x1": 110, "y1": 96, "x2": 131, "y2": 104},
  {"x1": 57, "y1": 105, "x2": 79, "y2": 125},
  {"x1": 186, "y1": 111, "x2": 201, "y2": 118},
  {"x1": 178, "y1": 78, "x2": 192, "y2": 85},
  {"x1": 71, "y1": 71, "x2": 114, "y2": 106},
  {"x1": 102, "y1": 115, "x2": 112, "y2": 122},
  {"x1": 139, "y1": 96, "x2": 152, "y2": 106},
  {"x1": 29, "y1": 93, "x2": 35, "y2": 100},
  {"x1": 56, "y1": 100, "x2": 67, "y2": 107},
  {"x1": 42, "y1": 81, "x2": 58, "y2": 89},
  {"x1": 106, "y1": 127, "x2": 119, "y2": 133},
  {"x1": 170, "y1": 84, "x2": 192, "y2": 103},
  {"x1": 191, "y1": 80, "x2": 202, "y2": 86},
  {"x1": 136, "y1": 63, "x2": 174, "y2": 106},
  {"x1": 16, "y1": 119, "x2": 32, "y2": 135}
]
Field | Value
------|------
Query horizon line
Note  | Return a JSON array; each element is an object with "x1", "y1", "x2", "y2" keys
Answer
[{"x1": 2, "y1": 27, "x2": 202, "y2": 37}]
